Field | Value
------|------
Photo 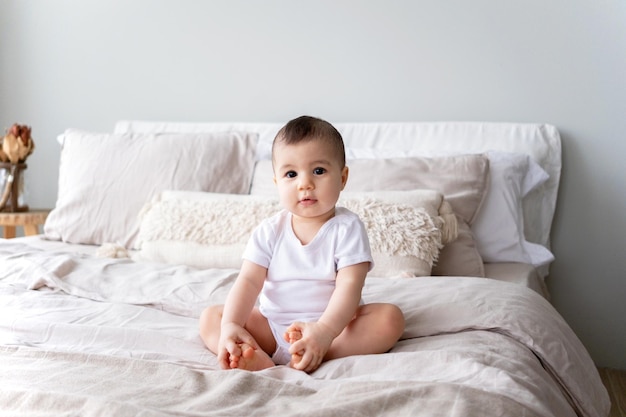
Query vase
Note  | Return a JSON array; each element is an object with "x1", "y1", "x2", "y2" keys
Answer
[{"x1": 0, "y1": 162, "x2": 29, "y2": 212}]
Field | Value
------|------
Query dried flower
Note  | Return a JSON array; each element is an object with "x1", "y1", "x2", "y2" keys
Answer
[{"x1": 0, "y1": 124, "x2": 35, "y2": 163}]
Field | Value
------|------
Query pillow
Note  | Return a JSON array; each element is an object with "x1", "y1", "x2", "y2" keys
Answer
[
  {"x1": 44, "y1": 130, "x2": 258, "y2": 249},
  {"x1": 134, "y1": 190, "x2": 457, "y2": 278},
  {"x1": 342, "y1": 148, "x2": 555, "y2": 270},
  {"x1": 431, "y1": 221, "x2": 485, "y2": 277},
  {"x1": 135, "y1": 193, "x2": 276, "y2": 270},
  {"x1": 471, "y1": 151, "x2": 554, "y2": 267},
  {"x1": 250, "y1": 154, "x2": 489, "y2": 277}
]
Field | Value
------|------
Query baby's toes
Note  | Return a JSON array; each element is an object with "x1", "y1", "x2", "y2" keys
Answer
[
  {"x1": 286, "y1": 330, "x2": 303, "y2": 344},
  {"x1": 239, "y1": 342, "x2": 256, "y2": 359}
]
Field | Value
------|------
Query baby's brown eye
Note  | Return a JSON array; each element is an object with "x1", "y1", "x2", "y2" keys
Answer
[
  {"x1": 313, "y1": 167, "x2": 326, "y2": 175},
  {"x1": 286, "y1": 171, "x2": 297, "y2": 178}
]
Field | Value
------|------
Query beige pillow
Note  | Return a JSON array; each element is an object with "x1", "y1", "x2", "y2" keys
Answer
[
  {"x1": 134, "y1": 190, "x2": 457, "y2": 278},
  {"x1": 250, "y1": 154, "x2": 488, "y2": 225},
  {"x1": 432, "y1": 222, "x2": 485, "y2": 277},
  {"x1": 44, "y1": 130, "x2": 257, "y2": 249},
  {"x1": 250, "y1": 154, "x2": 489, "y2": 277}
]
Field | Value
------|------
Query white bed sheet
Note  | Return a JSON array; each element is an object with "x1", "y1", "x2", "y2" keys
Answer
[{"x1": 0, "y1": 238, "x2": 610, "y2": 417}]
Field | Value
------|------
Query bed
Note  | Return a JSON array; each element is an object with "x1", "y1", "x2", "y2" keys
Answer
[{"x1": 0, "y1": 121, "x2": 610, "y2": 416}]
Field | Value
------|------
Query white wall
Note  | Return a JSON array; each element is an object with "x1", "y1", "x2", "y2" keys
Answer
[{"x1": 1, "y1": 0, "x2": 625, "y2": 369}]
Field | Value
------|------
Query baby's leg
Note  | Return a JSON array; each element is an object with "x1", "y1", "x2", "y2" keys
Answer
[
  {"x1": 325, "y1": 303, "x2": 404, "y2": 360},
  {"x1": 199, "y1": 304, "x2": 225, "y2": 354}
]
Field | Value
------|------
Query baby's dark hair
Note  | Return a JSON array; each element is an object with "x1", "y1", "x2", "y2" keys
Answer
[{"x1": 272, "y1": 115, "x2": 346, "y2": 168}]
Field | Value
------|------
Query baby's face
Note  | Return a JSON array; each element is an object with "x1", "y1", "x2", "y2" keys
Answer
[{"x1": 273, "y1": 139, "x2": 348, "y2": 223}]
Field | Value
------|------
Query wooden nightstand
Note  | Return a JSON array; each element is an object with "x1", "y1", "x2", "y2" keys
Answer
[{"x1": 0, "y1": 209, "x2": 51, "y2": 238}]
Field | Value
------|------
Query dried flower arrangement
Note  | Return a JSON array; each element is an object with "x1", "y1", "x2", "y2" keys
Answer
[
  {"x1": 1, "y1": 124, "x2": 35, "y2": 163},
  {"x1": 0, "y1": 124, "x2": 36, "y2": 212}
]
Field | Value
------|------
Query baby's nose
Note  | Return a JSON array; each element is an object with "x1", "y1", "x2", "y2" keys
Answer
[{"x1": 298, "y1": 174, "x2": 314, "y2": 189}]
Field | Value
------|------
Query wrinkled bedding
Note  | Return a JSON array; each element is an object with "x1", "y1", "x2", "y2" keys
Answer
[{"x1": 0, "y1": 240, "x2": 610, "y2": 417}]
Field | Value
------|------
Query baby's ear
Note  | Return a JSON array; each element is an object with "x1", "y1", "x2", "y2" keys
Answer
[{"x1": 341, "y1": 166, "x2": 349, "y2": 189}]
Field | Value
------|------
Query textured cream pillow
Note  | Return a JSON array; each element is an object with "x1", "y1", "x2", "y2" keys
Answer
[
  {"x1": 44, "y1": 130, "x2": 257, "y2": 249},
  {"x1": 250, "y1": 154, "x2": 489, "y2": 277},
  {"x1": 134, "y1": 190, "x2": 457, "y2": 278}
]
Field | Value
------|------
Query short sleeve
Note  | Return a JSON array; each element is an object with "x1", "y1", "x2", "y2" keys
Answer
[{"x1": 333, "y1": 210, "x2": 374, "y2": 271}]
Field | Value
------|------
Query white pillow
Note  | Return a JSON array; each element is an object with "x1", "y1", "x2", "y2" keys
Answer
[
  {"x1": 471, "y1": 151, "x2": 554, "y2": 267},
  {"x1": 44, "y1": 130, "x2": 258, "y2": 249},
  {"x1": 134, "y1": 190, "x2": 457, "y2": 278}
]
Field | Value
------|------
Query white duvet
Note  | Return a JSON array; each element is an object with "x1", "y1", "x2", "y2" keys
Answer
[{"x1": 0, "y1": 240, "x2": 609, "y2": 417}]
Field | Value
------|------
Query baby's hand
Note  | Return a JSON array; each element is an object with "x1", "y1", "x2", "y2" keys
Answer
[{"x1": 285, "y1": 321, "x2": 336, "y2": 373}]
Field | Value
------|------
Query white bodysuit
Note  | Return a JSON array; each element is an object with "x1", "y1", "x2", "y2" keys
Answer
[{"x1": 242, "y1": 207, "x2": 373, "y2": 364}]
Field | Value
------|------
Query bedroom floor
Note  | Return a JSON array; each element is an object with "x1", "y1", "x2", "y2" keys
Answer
[{"x1": 599, "y1": 368, "x2": 626, "y2": 417}]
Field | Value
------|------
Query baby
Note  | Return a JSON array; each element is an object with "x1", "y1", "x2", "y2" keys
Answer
[{"x1": 199, "y1": 115, "x2": 404, "y2": 372}]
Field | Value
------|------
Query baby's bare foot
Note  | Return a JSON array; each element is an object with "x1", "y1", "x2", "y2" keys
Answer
[
  {"x1": 286, "y1": 329, "x2": 302, "y2": 344},
  {"x1": 231, "y1": 343, "x2": 274, "y2": 371},
  {"x1": 284, "y1": 329, "x2": 304, "y2": 368}
]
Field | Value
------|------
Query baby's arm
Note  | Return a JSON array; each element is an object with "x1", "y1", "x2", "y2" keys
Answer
[
  {"x1": 287, "y1": 261, "x2": 369, "y2": 372},
  {"x1": 218, "y1": 260, "x2": 266, "y2": 369}
]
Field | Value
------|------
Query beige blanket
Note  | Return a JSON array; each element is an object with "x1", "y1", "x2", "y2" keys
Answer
[{"x1": 0, "y1": 241, "x2": 610, "y2": 417}]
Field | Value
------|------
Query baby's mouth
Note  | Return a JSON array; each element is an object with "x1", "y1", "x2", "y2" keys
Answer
[{"x1": 299, "y1": 197, "x2": 317, "y2": 205}]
